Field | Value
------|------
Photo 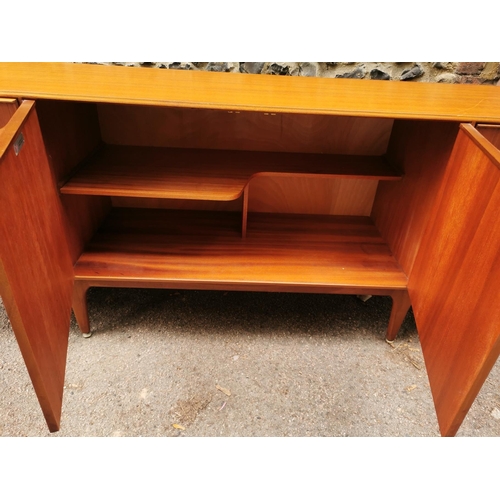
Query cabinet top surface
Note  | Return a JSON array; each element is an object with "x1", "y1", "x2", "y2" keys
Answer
[{"x1": 1, "y1": 62, "x2": 500, "y2": 122}]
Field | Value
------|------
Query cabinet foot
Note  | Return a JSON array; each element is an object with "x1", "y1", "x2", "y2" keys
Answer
[
  {"x1": 386, "y1": 290, "x2": 411, "y2": 341},
  {"x1": 72, "y1": 282, "x2": 90, "y2": 335}
]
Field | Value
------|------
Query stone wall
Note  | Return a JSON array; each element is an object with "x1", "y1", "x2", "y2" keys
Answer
[{"x1": 95, "y1": 62, "x2": 500, "y2": 85}]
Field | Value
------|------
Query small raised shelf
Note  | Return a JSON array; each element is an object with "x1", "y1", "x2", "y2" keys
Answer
[
  {"x1": 60, "y1": 145, "x2": 403, "y2": 201},
  {"x1": 72, "y1": 208, "x2": 410, "y2": 339}
]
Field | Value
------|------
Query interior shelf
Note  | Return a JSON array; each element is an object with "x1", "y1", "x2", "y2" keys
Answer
[
  {"x1": 61, "y1": 145, "x2": 403, "y2": 201},
  {"x1": 74, "y1": 208, "x2": 408, "y2": 291}
]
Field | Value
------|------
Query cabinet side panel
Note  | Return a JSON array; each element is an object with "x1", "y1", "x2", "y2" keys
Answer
[
  {"x1": 0, "y1": 98, "x2": 18, "y2": 128},
  {"x1": 0, "y1": 104, "x2": 74, "y2": 431},
  {"x1": 409, "y1": 127, "x2": 500, "y2": 436},
  {"x1": 36, "y1": 100, "x2": 111, "y2": 262},
  {"x1": 371, "y1": 120, "x2": 458, "y2": 276},
  {"x1": 61, "y1": 194, "x2": 111, "y2": 261},
  {"x1": 477, "y1": 125, "x2": 500, "y2": 149},
  {"x1": 98, "y1": 104, "x2": 393, "y2": 155},
  {"x1": 36, "y1": 100, "x2": 101, "y2": 183}
]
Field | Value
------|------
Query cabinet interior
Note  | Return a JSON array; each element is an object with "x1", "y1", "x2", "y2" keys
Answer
[{"x1": 35, "y1": 99, "x2": 458, "y2": 306}]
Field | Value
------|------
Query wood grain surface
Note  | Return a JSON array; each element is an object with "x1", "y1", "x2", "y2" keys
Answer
[
  {"x1": 477, "y1": 124, "x2": 500, "y2": 150},
  {"x1": 74, "y1": 208, "x2": 408, "y2": 291},
  {"x1": 248, "y1": 177, "x2": 379, "y2": 216},
  {"x1": 2, "y1": 63, "x2": 500, "y2": 122},
  {"x1": 35, "y1": 100, "x2": 110, "y2": 263},
  {"x1": 61, "y1": 145, "x2": 401, "y2": 201},
  {"x1": 0, "y1": 97, "x2": 18, "y2": 128},
  {"x1": 0, "y1": 101, "x2": 74, "y2": 431},
  {"x1": 371, "y1": 120, "x2": 459, "y2": 276},
  {"x1": 97, "y1": 103, "x2": 393, "y2": 155},
  {"x1": 111, "y1": 178, "x2": 379, "y2": 217},
  {"x1": 409, "y1": 124, "x2": 500, "y2": 437}
]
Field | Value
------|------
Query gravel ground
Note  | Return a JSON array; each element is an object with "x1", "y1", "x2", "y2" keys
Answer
[{"x1": 1, "y1": 288, "x2": 499, "y2": 437}]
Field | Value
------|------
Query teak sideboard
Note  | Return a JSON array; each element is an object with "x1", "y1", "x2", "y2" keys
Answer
[{"x1": 0, "y1": 63, "x2": 499, "y2": 436}]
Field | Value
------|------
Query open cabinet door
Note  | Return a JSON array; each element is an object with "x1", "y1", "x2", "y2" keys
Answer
[
  {"x1": 410, "y1": 124, "x2": 500, "y2": 437},
  {"x1": 0, "y1": 100, "x2": 74, "y2": 432}
]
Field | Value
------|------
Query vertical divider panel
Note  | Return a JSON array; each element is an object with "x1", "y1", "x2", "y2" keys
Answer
[{"x1": 371, "y1": 120, "x2": 459, "y2": 277}]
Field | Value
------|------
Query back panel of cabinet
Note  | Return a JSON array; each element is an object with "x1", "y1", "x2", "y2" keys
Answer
[{"x1": 97, "y1": 104, "x2": 394, "y2": 216}]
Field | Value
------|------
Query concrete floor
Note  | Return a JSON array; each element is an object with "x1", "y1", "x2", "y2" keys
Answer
[{"x1": 1, "y1": 288, "x2": 499, "y2": 437}]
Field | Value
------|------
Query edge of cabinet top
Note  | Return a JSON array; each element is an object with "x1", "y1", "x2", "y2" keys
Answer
[{"x1": 1, "y1": 63, "x2": 500, "y2": 123}]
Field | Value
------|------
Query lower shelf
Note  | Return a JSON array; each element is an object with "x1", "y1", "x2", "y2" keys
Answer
[{"x1": 74, "y1": 208, "x2": 408, "y2": 292}]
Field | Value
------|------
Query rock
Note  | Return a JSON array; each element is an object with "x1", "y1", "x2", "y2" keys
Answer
[
  {"x1": 299, "y1": 63, "x2": 318, "y2": 77},
  {"x1": 479, "y1": 62, "x2": 500, "y2": 80},
  {"x1": 491, "y1": 407, "x2": 500, "y2": 419},
  {"x1": 432, "y1": 62, "x2": 450, "y2": 69},
  {"x1": 370, "y1": 69, "x2": 390, "y2": 80},
  {"x1": 113, "y1": 62, "x2": 140, "y2": 67},
  {"x1": 401, "y1": 65, "x2": 424, "y2": 81},
  {"x1": 267, "y1": 63, "x2": 291, "y2": 76},
  {"x1": 457, "y1": 76, "x2": 484, "y2": 85},
  {"x1": 456, "y1": 62, "x2": 485, "y2": 75},
  {"x1": 241, "y1": 62, "x2": 265, "y2": 74},
  {"x1": 437, "y1": 73, "x2": 457, "y2": 84},
  {"x1": 206, "y1": 62, "x2": 231, "y2": 72},
  {"x1": 336, "y1": 68, "x2": 365, "y2": 79},
  {"x1": 167, "y1": 62, "x2": 194, "y2": 70}
]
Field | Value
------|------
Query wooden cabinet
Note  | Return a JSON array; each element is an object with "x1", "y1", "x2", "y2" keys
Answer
[{"x1": 0, "y1": 63, "x2": 499, "y2": 436}]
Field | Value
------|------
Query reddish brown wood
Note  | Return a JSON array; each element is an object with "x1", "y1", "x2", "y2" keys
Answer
[
  {"x1": 35, "y1": 100, "x2": 110, "y2": 263},
  {"x1": 72, "y1": 281, "x2": 90, "y2": 334},
  {"x1": 242, "y1": 185, "x2": 249, "y2": 238},
  {"x1": 3, "y1": 65, "x2": 500, "y2": 437},
  {"x1": 0, "y1": 98, "x2": 18, "y2": 128},
  {"x1": 60, "y1": 145, "x2": 402, "y2": 201},
  {"x1": 477, "y1": 124, "x2": 500, "y2": 150},
  {"x1": 466, "y1": 124, "x2": 500, "y2": 168},
  {"x1": 35, "y1": 100, "x2": 101, "y2": 184},
  {"x1": 112, "y1": 178, "x2": 379, "y2": 217},
  {"x1": 371, "y1": 120, "x2": 459, "y2": 276},
  {"x1": 71, "y1": 208, "x2": 408, "y2": 336},
  {"x1": 97, "y1": 103, "x2": 393, "y2": 155},
  {"x1": 72, "y1": 210, "x2": 409, "y2": 337},
  {"x1": 249, "y1": 177, "x2": 379, "y2": 216},
  {"x1": 74, "y1": 209, "x2": 408, "y2": 290},
  {"x1": 61, "y1": 194, "x2": 112, "y2": 263},
  {"x1": 386, "y1": 290, "x2": 412, "y2": 342},
  {"x1": 409, "y1": 124, "x2": 500, "y2": 437},
  {"x1": 111, "y1": 196, "x2": 243, "y2": 212},
  {"x1": 0, "y1": 101, "x2": 74, "y2": 431}
]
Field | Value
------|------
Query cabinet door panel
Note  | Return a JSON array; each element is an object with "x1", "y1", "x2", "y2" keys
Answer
[
  {"x1": 0, "y1": 100, "x2": 74, "y2": 432},
  {"x1": 409, "y1": 124, "x2": 500, "y2": 437}
]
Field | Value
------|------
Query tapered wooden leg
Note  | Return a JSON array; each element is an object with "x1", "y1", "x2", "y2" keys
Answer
[
  {"x1": 73, "y1": 281, "x2": 91, "y2": 336},
  {"x1": 386, "y1": 290, "x2": 412, "y2": 341}
]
